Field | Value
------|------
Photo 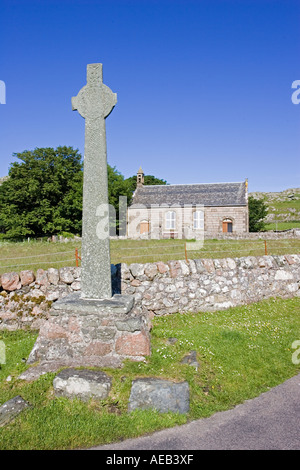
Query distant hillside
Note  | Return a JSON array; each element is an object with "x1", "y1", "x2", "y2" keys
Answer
[{"x1": 249, "y1": 188, "x2": 300, "y2": 229}]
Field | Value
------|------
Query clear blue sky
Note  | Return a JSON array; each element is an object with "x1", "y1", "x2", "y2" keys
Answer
[{"x1": 0, "y1": 0, "x2": 299, "y2": 192}]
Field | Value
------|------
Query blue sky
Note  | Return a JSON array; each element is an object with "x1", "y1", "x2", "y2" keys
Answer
[{"x1": 0, "y1": 0, "x2": 299, "y2": 192}]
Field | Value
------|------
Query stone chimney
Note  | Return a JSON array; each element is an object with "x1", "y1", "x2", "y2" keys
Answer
[
  {"x1": 137, "y1": 166, "x2": 144, "y2": 187},
  {"x1": 245, "y1": 178, "x2": 249, "y2": 232},
  {"x1": 245, "y1": 178, "x2": 248, "y2": 201}
]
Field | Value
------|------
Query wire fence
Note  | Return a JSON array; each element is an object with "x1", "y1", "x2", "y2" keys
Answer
[
  {"x1": 112, "y1": 239, "x2": 300, "y2": 264},
  {"x1": 1, "y1": 238, "x2": 299, "y2": 274},
  {"x1": 0, "y1": 248, "x2": 80, "y2": 272}
]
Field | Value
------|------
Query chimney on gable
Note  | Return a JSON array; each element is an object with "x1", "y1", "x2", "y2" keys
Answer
[
  {"x1": 137, "y1": 166, "x2": 144, "y2": 188},
  {"x1": 245, "y1": 178, "x2": 248, "y2": 200}
]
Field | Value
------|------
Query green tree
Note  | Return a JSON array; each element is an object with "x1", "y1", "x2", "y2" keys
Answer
[
  {"x1": 0, "y1": 147, "x2": 167, "y2": 238},
  {"x1": 125, "y1": 174, "x2": 167, "y2": 194},
  {"x1": 107, "y1": 164, "x2": 133, "y2": 235},
  {"x1": 248, "y1": 195, "x2": 268, "y2": 232},
  {"x1": 0, "y1": 146, "x2": 83, "y2": 238}
]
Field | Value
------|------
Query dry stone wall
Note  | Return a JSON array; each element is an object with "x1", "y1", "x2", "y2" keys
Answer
[
  {"x1": 0, "y1": 267, "x2": 81, "y2": 331},
  {"x1": 0, "y1": 254, "x2": 299, "y2": 331},
  {"x1": 203, "y1": 228, "x2": 300, "y2": 240},
  {"x1": 121, "y1": 254, "x2": 300, "y2": 316}
]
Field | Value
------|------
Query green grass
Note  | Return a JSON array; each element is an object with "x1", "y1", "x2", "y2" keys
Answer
[
  {"x1": 265, "y1": 221, "x2": 300, "y2": 231},
  {"x1": 183, "y1": 238, "x2": 300, "y2": 260},
  {"x1": 267, "y1": 193, "x2": 300, "y2": 215},
  {"x1": 0, "y1": 296, "x2": 299, "y2": 449},
  {"x1": 0, "y1": 239, "x2": 81, "y2": 275},
  {"x1": 262, "y1": 191, "x2": 300, "y2": 227},
  {"x1": 0, "y1": 238, "x2": 299, "y2": 275}
]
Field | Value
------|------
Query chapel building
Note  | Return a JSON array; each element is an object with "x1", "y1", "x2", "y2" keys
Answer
[{"x1": 127, "y1": 167, "x2": 249, "y2": 239}]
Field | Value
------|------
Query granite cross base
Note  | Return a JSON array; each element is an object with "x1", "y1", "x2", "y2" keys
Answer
[{"x1": 24, "y1": 293, "x2": 151, "y2": 380}]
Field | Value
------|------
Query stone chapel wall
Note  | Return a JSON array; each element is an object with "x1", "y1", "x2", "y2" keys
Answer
[{"x1": 127, "y1": 205, "x2": 249, "y2": 239}]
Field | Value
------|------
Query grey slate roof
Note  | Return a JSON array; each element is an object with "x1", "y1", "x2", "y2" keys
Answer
[{"x1": 130, "y1": 182, "x2": 247, "y2": 207}]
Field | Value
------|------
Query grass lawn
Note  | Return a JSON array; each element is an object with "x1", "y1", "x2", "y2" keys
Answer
[
  {"x1": 0, "y1": 237, "x2": 300, "y2": 275},
  {"x1": 265, "y1": 221, "x2": 300, "y2": 231},
  {"x1": 0, "y1": 296, "x2": 299, "y2": 450}
]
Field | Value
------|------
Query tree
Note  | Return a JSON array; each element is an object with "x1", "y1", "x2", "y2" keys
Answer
[
  {"x1": 0, "y1": 146, "x2": 83, "y2": 238},
  {"x1": 108, "y1": 168, "x2": 168, "y2": 235},
  {"x1": 125, "y1": 174, "x2": 167, "y2": 194},
  {"x1": 248, "y1": 195, "x2": 268, "y2": 232},
  {"x1": 0, "y1": 146, "x2": 168, "y2": 238},
  {"x1": 107, "y1": 164, "x2": 133, "y2": 234}
]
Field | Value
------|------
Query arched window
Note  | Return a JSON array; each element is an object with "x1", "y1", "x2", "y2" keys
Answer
[
  {"x1": 193, "y1": 210, "x2": 204, "y2": 229},
  {"x1": 140, "y1": 220, "x2": 149, "y2": 234},
  {"x1": 165, "y1": 211, "x2": 176, "y2": 230},
  {"x1": 222, "y1": 218, "x2": 233, "y2": 233}
]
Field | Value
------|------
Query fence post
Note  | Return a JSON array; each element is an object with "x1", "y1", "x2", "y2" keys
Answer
[
  {"x1": 75, "y1": 248, "x2": 79, "y2": 267},
  {"x1": 185, "y1": 242, "x2": 188, "y2": 263},
  {"x1": 264, "y1": 240, "x2": 268, "y2": 256}
]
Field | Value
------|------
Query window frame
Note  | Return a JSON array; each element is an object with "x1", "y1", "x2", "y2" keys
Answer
[
  {"x1": 140, "y1": 220, "x2": 150, "y2": 234},
  {"x1": 193, "y1": 210, "x2": 204, "y2": 230},
  {"x1": 222, "y1": 218, "x2": 233, "y2": 233},
  {"x1": 165, "y1": 210, "x2": 176, "y2": 230}
]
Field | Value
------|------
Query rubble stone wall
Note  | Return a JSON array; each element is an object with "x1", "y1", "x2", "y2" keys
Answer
[
  {"x1": 202, "y1": 228, "x2": 300, "y2": 240},
  {"x1": 0, "y1": 253, "x2": 299, "y2": 331},
  {"x1": 120, "y1": 254, "x2": 300, "y2": 316}
]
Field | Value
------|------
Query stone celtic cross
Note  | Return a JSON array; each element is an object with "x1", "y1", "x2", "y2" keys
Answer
[{"x1": 72, "y1": 63, "x2": 117, "y2": 299}]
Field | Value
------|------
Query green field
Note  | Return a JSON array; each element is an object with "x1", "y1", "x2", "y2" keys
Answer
[
  {"x1": 265, "y1": 221, "x2": 300, "y2": 231},
  {"x1": 0, "y1": 296, "x2": 299, "y2": 449},
  {"x1": 0, "y1": 237, "x2": 300, "y2": 275}
]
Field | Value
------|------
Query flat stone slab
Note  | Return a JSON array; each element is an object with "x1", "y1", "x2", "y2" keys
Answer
[
  {"x1": 0, "y1": 396, "x2": 31, "y2": 427},
  {"x1": 53, "y1": 368, "x2": 112, "y2": 401},
  {"x1": 19, "y1": 357, "x2": 122, "y2": 382},
  {"x1": 51, "y1": 292, "x2": 134, "y2": 315},
  {"x1": 128, "y1": 378, "x2": 189, "y2": 414},
  {"x1": 180, "y1": 350, "x2": 200, "y2": 370}
]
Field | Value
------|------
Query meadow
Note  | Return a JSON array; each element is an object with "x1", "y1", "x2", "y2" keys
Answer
[
  {"x1": 264, "y1": 221, "x2": 300, "y2": 231},
  {"x1": 0, "y1": 296, "x2": 299, "y2": 449},
  {"x1": 0, "y1": 237, "x2": 300, "y2": 275}
]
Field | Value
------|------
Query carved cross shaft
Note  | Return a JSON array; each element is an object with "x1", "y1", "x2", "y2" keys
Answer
[{"x1": 72, "y1": 63, "x2": 117, "y2": 299}]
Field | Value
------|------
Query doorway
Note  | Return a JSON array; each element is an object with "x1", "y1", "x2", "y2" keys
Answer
[{"x1": 222, "y1": 219, "x2": 233, "y2": 233}]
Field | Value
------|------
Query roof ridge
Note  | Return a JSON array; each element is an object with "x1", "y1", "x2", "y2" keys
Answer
[{"x1": 141, "y1": 181, "x2": 244, "y2": 188}]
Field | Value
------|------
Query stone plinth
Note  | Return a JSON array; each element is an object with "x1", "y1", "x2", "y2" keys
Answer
[{"x1": 26, "y1": 293, "x2": 151, "y2": 374}]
